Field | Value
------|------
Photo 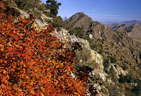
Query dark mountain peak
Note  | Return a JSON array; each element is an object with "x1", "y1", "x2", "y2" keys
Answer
[
  {"x1": 68, "y1": 12, "x2": 92, "y2": 23},
  {"x1": 71, "y1": 12, "x2": 89, "y2": 18},
  {"x1": 74, "y1": 12, "x2": 86, "y2": 16},
  {"x1": 67, "y1": 12, "x2": 93, "y2": 31},
  {"x1": 68, "y1": 12, "x2": 121, "y2": 42}
]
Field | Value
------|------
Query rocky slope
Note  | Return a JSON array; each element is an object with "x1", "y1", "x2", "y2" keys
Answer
[
  {"x1": 67, "y1": 12, "x2": 141, "y2": 96},
  {"x1": 6, "y1": 1, "x2": 141, "y2": 96}
]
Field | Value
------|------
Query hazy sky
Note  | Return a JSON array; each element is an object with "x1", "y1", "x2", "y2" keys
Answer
[{"x1": 41, "y1": 0, "x2": 141, "y2": 23}]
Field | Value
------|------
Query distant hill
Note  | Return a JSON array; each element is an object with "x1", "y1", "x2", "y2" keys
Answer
[
  {"x1": 121, "y1": 20, "x2": 141, "y2": 25},
  {"x1": 107, "y1": 23, "x2": 141, "y2": 42}
]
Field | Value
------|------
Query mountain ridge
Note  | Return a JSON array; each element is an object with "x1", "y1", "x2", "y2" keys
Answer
[
  {"x1": 121, "y1": 20, "x2": 141, "y2": 25},
  {"x1": 107, "y1": 23, "x2": 141, "y2": 42},
  {"x1": 67, "y1": 12, "x2": 141, "y2": 96}
]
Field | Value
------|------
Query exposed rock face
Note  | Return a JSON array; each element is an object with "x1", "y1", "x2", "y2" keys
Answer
[
  {"x1": 53, "y1": 28, "x2": 104, "y2": 72},
  {"x1": 75, "y1": 38, "x2": 103, "y2": 71},
  {"x1": 107, "y1": 64, "x2": 128, "y2": 78}
]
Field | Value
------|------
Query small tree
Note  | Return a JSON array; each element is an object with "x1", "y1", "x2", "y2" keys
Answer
[{"x1": 46, "y1": 0, "x2": 61, "y2": 16}]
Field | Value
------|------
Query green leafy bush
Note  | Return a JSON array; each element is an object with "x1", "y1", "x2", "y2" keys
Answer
[
  {"x1": 46, "y1": 0, "x2": 61, "y2": 16},
  {"x1": 70, "y1": 27, "x2": 86, "y2": 38},
  {"x1": 119, "y1": 75, "x2": 135, "y2": 83}
]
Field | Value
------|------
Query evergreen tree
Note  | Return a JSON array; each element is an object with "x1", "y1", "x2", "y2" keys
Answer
[{"x1": 46, "y1": 0, "x2": 61, "y2": 16}]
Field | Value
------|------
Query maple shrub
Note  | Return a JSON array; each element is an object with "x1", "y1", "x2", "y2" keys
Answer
[{"x1": 0, "y1": 0, "x2": 86, "y2": 95}]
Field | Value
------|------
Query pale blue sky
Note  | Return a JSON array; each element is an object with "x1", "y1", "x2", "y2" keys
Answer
[{"x1": 41, "y1": 0, "x2": 141, "y2": 23}]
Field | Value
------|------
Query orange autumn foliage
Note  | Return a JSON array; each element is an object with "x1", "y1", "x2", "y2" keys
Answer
[{"x1": 0, "y1": 0, "x2": 86, "y2": 95}]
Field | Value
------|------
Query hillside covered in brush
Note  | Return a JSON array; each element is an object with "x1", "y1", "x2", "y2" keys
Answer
[
  {"x1": 67, "y1": 12, "x2": 141, "y2": 96},
  {"x1": 0, "y1": 0, "x2": 141, "y2": 96}
]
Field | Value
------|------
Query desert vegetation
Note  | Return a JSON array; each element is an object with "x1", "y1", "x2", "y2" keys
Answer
[{"x1": 0, "y1": 1, "x2": 87, "y2": 95}]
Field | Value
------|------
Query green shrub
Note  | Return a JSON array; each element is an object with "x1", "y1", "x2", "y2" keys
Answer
[
  {"x1": 70, "y1": 27, "x2": 86, "y2": 38},
  {"x1": 45, "y1": 0, "x2": 61, "y2": 16},
  {"x1": 52, "y1": 16, "x2": 64, "y2": 27},
  {"x1": 119, "y1": 75, "x2": 135, "y2": 83},
  {"x1": 122, "y1": 65, "x2": 128, "y2": 70},
  {"x1": 13, "y1": 0, "x2": 48, "y2": 18},
  {"x1": 103, "y1": 58, "x2": 109, "y2": 71},
  {"x1": 110, "y1": 57, "x2": 117, "y2": 63}
]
